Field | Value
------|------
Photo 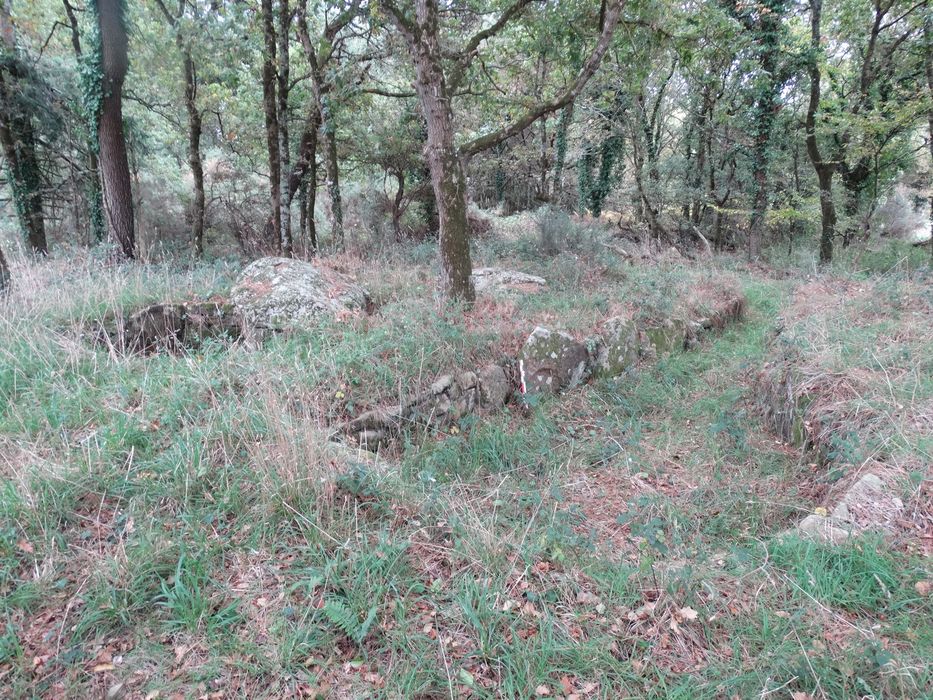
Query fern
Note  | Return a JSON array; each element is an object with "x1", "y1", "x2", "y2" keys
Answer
[{"x1": 321, "y1": 597, "x2": 378, "y2": 645}]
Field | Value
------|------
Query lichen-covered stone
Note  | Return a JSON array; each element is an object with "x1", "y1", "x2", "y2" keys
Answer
[
  {"x1": 594, "y1": 317, "x2": 641, "y2": 377},
  {"x1": 471, "y1": 267, "x2": 546, "y2": 294},
  {"x1": 519, "y1": 327, "x2": 591, "y2": 395},
  {"x1": 231, "y1": 257, "x2": 370, "y2": 330},
  {"x1": 787, "y1": 473, "x2": 905, "y2": 545},
  {"x1": 795, "y1": 514, "x2": 852, "y2": 545},
  {"x1": 477, "y1": 363, "x2": 511, "y2": 408},
  {"x1": 642, "y1": 318, "x2": 688, "y2": 356}
]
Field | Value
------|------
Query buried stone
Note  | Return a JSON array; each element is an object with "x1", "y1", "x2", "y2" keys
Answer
[
  {"x1": 99, "y1": 301, "x2": 243, "y2": 353},
  {"x1": 787, "y1": 473, "x2": 905, "y2": 545},
  {"x1": 339, "y1": 362, "x2": 515, "y2": 449}
]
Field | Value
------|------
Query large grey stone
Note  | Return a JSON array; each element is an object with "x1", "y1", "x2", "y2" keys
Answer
[
  {"x1": 519, "y1": 327, "x2": 591, "y2": 396},
  {"x1": 642, "y1": 318, "x2": 689, "y2": 357},
  {"x1": 231, "y1": 257, "x2": 370, "y2": 330},
  {"x1": 471, "y1": 267, "x2": 546, "y2": 293},
  {"x1": 594, "y1": 317, "x2": 641, "y2": 378}
]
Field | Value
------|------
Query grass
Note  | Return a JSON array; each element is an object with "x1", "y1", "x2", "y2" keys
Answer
[{"x1": 0, "y1": 223, "x2": 930, "y2": 698}]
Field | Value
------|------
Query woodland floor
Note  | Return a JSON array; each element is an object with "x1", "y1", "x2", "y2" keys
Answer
[{"x1": 0, "y1": 215, "x2": 931, "y2": 699}]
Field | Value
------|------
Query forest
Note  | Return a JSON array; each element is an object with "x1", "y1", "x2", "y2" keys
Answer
[{"x1": 0, "y1": 0, "x2": 931, "y2": 698}]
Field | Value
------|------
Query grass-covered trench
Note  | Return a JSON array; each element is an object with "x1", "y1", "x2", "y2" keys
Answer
[{"x1": 0, "y1": 228, "x2": 930, "y2": 699}]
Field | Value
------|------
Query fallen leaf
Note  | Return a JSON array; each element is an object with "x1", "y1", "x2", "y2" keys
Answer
[
  {"x1": 915, "y1": 580, "x2": 931, "y2": 597},
  {"x1": 559, "y1": 675, "x2": 574, "y2": 694},
  {"x1": 17, "y1": 540, "x2": 33, "y2": 554},
  {"x1": 535, "y1": 685, "x2": 551, "y2": 697},
  {"x1": 457, "y1": 668, "x2": 475, "y2": 688},
  {"x1": 93, "y1": 663, "x2": 116, "y2": 673},
  {"x1": 678, "y1": 606, "x2": 699, "y2": 622}
]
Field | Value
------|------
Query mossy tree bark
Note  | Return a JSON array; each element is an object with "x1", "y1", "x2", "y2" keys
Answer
[
  {"x1": 383, "y1": 0, "x2": 622, "y2": 302},
  {"x1": 724, "y1": 0, "x2": 787, "y2": 260},
  {"x1": 0, "y1": 243, "x2": 10, "y2": 293},
  {"x1": 296, "y1": 0, "x2": 356, "y2": 251},
  {"x1": 95, "y1": 0, "x2": 135, "y2": 259},
  {"x1": 62, "y1": 0, "x2": 105, "y2": 244},
  {"x1": 925, "y1": 14, "x2": 932, "y2": 262},
  {"x1": 0, "y1": 0, "x2": 47, "y2": 255},
  {"x1": 805, "y1": 0, "x2": 836, "y2": 265},
  {"x1": 154, "y1": 0, "x2": 205, "y2": 257},
  {"x1": 260, "y1": 0, "x2": 281, "y2": 253},
  {"x1": 276, "y1": 0, "x2": 292, "y2": 256}
]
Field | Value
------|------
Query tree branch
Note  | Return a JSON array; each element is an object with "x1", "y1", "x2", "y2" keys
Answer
[
  {"x1": 448, "y1": 0, "x2": 540, "y2": 92},
  {"x1": 459, "y1": 0, "x2": 624, "y2": 158}
]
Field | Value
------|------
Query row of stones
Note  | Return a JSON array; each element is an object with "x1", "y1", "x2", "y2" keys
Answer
[
  {"x1": 756, "y1": 359, "x2": 906, "y2": 545},
  {"x1": 337, "y1": 296, "x2": 747, "y2": 450}
]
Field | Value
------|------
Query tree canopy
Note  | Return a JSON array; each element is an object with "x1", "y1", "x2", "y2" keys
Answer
[{"x1": 0, "y1": 0, "x2": 930, "y2": 292}]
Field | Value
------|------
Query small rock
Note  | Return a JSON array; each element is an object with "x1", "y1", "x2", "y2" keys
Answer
[
  {"x1": 477, "y1": 363, "x2": 511, "y2": 408},
  {"x1": 795, "y1": 514, "x2": 852, "y2": 545}
]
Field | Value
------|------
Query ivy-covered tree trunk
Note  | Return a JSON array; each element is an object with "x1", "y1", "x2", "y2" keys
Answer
[
  {"x1": 736, "y1": 0, "x2": 787, "y2": 261},
  {"x1": 385, "y1": 0, "x2": 622, "y2": 301},
  {"x1": 296, "y1": 105, "x2": 319, "y2": 254},
  {"x1": 0, "y1": 243, "x2": 10, "y2": 293},
  {"x1": 926, "y1": 15, "x2": 932, "y2": 262},
  {"x1": 184, "y1": 54, "x2": 205, "y2": 257},
  {"x1": 322, "y1": 117, "x2": 343, "y2": 248},
  {"x1": 260, "y1": 0, "x2": 281, "y2": 253},
  {"x1": 276, "y1": 0, "x2": 292, "y2": 256},
  {"x1": 63, "y1": 0, "x2": 104, "y2": 244},
  {"x1": 552, "y1": 102, "x2": 573, "y2": 203},
  {"x1": 392, "y1": 170, "x2": 405, "y2": 241},
  {"x1": 95, "y1": 0, "x2": 135, "y2": 259},
  {"x1": 805, "y1": 0, "x2": 836, "y2": 265},
  {"x1": 296, "y1": 0, "x2": 344, "y2": 249},
  {"x1": 0, "y1": 0, "x2": 47, "y2": 255},
  {"x1": 155, "y1": 0, "x2": 205, "y2": 257}
]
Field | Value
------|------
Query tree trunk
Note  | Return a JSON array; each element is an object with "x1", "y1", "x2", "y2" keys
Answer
[
  {"x1": 184, "y1": 52, "x2": 205, "y2": 257},
  {"x1": 276, "y1": 0, "x2": 292, "y2": 256},
  {"x1": 401, "y1": 2, "x2": 475, "y2": 301},
  {"x1": 385, "y1": 0, "x2": 621, "y2": 301},
  {"x1": 63, "y1": 0, "x2": 104, "y2": 244},
  {"x1": 260, "y1": 0, "x2": 281, "y2": 253},
  {"x1": 744, "y1": 4, "x2": 785, "y2": 261},
  {"x1": 805, "y1": 0, "x2": 836, "y2": 265},
  {"x1": 323, "y1": 120, "x2": 343, "y2": 247},
  {"x1": 0, "y1": 0, "x2": 47, "y2": 255},
  {"x1": 299, "y1": 108, "x2": 319, "y2": 254},
  {"x1": 392, "y1": 169, "x2": 405, "y2": 241},
  {"x1": 96, "y1": 0, "x2": 135, "y2": 259},
  {"x1": 0, "y1": 243, "x2": 10, "y2": 293},
  {"x1": 295, "y1": 3, "x2": 343, "y2": 249},
  {"x1": 925, "y1": 15, "x2": 932, "y2": 262},
  {"x1": 552, "y1": 102, "x2": 573, "y2": 203}
]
